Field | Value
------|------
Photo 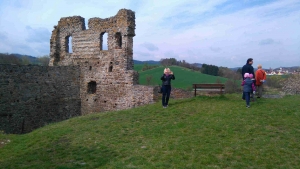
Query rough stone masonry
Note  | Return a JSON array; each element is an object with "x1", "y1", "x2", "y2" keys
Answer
[
  {"x1": 0, "y1": 9, "x2": 192, "y2": 134},
  {"x1": 0, "y1": 65, "x2": 81, "y2": 134},
  {"x1": 49, "y1": 9, "x2": 155, "y2": 114}
]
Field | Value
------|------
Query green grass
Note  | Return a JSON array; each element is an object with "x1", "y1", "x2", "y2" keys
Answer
[
  {"x1": 133, "y1": 64, "x2": 145, "y2": 72},
  {"x1": 1, "y1": 94, "x2": 300, "y2": 168},
  {"x1": 136, "y1": 65, "x2": 228, "y2": 89}
]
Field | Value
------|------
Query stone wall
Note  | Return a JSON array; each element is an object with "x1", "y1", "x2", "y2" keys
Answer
[
  {"x1": 153, "y1": 86, "x2": 193, "y2": 102},
  {"x1": 171, "y1": 88, "x2": 194, "y2": 99},
  {"x1": 48, "y1": 9, "x2": 155, "y2": 114},
  {"x1": 0, "y1": 65, "x2": 81, "y2": 134}
]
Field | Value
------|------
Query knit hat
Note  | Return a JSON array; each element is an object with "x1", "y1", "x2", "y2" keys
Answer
[
  {"x1": 249, "y1": 73, "x2": 253, "y2": 78},
  {"x1": 244, "y1": 73, "x2": 250, "y2": 78}
]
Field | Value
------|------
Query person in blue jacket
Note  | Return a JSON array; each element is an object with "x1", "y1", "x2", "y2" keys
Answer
[
  {"x1": 160, "y1": 68, "x2": 175, "y2": 108},
  {"x1": 241, "y1": 73, "x2": 256, "y2": 108},
  {"x1": 241, "y1": 58, "x2": 255, "y2": 100}
]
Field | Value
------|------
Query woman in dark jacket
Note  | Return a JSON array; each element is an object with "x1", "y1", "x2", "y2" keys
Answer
[{"x1": 160, "y1": 68, "x2": 175, "y2": 108}]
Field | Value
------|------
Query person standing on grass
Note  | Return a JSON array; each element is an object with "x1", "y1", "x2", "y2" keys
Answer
[
  {"x1": 241, "y1": 58, "x2": 255, "y2": 100},
  {"x1": 241, "y1": 73, "x2": 256, "y2": 108},
  {"x1": 161, "y1": 68, "x2": 175, "y2": 108},
  {"x1": 255, "y1": 64, "x2": 267, "y2": 98},
  {"x1": 249, "y1": 73, "x2": 256, "y2": 101}
]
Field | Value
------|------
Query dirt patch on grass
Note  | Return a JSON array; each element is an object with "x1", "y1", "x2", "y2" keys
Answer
[
  {"x1": 0, "y1": 139, "x2": 11, "y2": 148},
  {"x1": 262, "y1": 94, "x2": 283, "y2": 98},
  {"x1": 90, "y1": 117, "x2": 100, "y2": 121},
  {"x1": 53, "y1": 137, "x2": 71, "y2": 147}
]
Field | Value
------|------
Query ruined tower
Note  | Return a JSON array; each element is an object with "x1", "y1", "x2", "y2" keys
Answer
[{"x1": 49, "y1": 9, "x2": 155, "y2": 114}]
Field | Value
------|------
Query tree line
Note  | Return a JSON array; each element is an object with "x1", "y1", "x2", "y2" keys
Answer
[
  {"x1": 160, "y1": 58, "x2": 201, "y2": 71},
  {"x1": 160, "y1": 58, "x2": 223, "y2": 76},
  {"x1": 0, "y1": 53, "x2": 50, "y2": 66}
]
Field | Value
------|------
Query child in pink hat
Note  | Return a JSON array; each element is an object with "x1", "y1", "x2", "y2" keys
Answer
[
  {"x1": 249, "y1": 73, "x2": 256, "y2": 101},
  {"x1": 241, "y1": 73, "x2": 256, "y2": 108}
]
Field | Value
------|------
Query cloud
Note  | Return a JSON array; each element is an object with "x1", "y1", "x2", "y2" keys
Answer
[
  {"x1": 210, "y1": 46, "x2": 222, "y2": 52},
  {"x1": 0, "y1": 32, "x2": 7, "y2": 40},
  {"x1": 135, "y1": 51, "x2": 152, "y2": 57},
  {"x1": 12, "y1": 43, "x2": 36, "y2": 56},
  {"x1": 164, "y1": 51, "x2": 179, "y2": 58},
  {"x1": 0, "y1": 0, "x2": 299, "y2": 68},
  {"x1": 140, "y1": 42, "x2": 159, "y2": 51},
  {"x1": 259, "y1": 38, "x2": 280, "y2": 45},
  {"x1": 25, "y1": 26, "x2": 51, "y2": 43}
]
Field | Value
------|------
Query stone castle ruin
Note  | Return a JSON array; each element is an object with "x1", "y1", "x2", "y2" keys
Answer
[
  {"x1": 48, "y1": 9, "x2": 154, "y2": 114},
  {"x1": 0, "y1": 9, "x2": 192, "y2": 134}
]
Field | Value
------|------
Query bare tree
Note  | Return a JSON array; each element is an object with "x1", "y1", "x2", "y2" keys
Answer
[{"x1": 38, "y1": 55, "x2": 50, "y2": 66}]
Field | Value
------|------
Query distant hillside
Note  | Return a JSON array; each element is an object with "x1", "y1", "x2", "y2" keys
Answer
[
  {"x1": 136, "y1": 65, "x2": 228, "y2": 90},
  {"x1": 2, "y1": 53, "x2": 297, "y2": 71},
  {"x1": 230, "y1": 67, "x2": 241, "y2": 71},
  {"x1": 11, "y1": 53, "x2": 40, "y2": 64},
  {"x1": 0, "y1": 53, "x2": 49, "y2": 66},
  {"x1": 230, "y1": 66, "x2": 300, "y2": 72},
  {"x1": 133, "y1": 60, "x2": 160, "y2": 65}
]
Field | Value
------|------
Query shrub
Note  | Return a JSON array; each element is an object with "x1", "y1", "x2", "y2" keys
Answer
[
  {"x1": 225, "y1": 79, "x2": 241, "y2": 93},
  {"x1": 265, "y1": 75, "x2": 284, "y2": 89},
  {"x1": 282, "y1": 74, "x2": 300, "y2": 95}
]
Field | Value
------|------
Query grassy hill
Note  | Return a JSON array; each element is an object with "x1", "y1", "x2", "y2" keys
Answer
[
  {"x1": 1, "y1": 94, "x2": 300, "y2": 168},
  {"x1": 135, "y1": 65, "x2": 228, "y2": 90},
  {"x1": 133, "y1": 64, "x2": 145, "y2": 72}
]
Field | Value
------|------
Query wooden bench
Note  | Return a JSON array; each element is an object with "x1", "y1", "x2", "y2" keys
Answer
[{"x1": 192, "y1": 83, "x2": 225, "y2": 96}]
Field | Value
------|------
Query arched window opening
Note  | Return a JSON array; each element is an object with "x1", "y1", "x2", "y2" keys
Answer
[
  {"x1": 100, "y1": 32, "x2": 108, "y2": 50},
  {"x1": 108, "y1": 62, "x2": 113, "y2": 72},
  {"x1": 109, "y1": 65, "x2": 113, "y2": 72},
  {"x1": 65, "y1": 36, "x2": 73, "y2": 53},
  {"x1": 115, "y1": 32, "x2": 122, "y2": 49},
  {"x1": 89, "y1": 66, "x2": 92, "y2": 70},
  {"x1": 87, "y1": 81, "x2": 96, "y2": 94}
]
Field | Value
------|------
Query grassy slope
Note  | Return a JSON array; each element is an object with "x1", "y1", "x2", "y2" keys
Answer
[
  {"x1": 1, "y1": 94, "x2": 300, "y2": 168},
  {"x1": 133, "y1": 64, "x2": 145, "y2": 72},
  {"x1": 136, "y1": 65, "x2": 228, "y2": 90}
]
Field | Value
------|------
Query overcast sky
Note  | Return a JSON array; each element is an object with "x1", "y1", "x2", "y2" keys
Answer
[{"x1": 0, "y1": 0, "x2": 299, "y2": 68}]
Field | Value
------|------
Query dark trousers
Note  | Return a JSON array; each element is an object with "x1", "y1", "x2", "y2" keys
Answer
[
  {"x1": 242, "y1": 91, "x2": 253, "y2": 99},
  {"x1": 244, "y1": 92, "x2": 250, "y2": 106},
  {"x1": 162, "y1": 85, "x2": 171, "y2": 106},
  {"x1": 257, "y1": 85, "x2": 263, "y2": 97}
]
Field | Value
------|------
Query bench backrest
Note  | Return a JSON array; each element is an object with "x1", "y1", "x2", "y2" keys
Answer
[{"x1": 193, "y1": 83, "x2": 225, "y2": 89}]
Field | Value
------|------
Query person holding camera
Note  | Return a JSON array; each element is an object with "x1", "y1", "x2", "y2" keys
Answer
[{"x1": 160, "y1": 68, "x2": 175, "y2": 108}]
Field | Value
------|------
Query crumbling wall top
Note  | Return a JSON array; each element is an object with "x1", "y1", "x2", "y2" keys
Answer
[
  {"x1": 56, "y1": 16, "x2": 86, "y2": 31},
  {"x1": 49, "y1": 8, "x2": 135, "y2": 66},
  {"x1": 88, "y1": 9, "x2": 135, "y2": 36}
]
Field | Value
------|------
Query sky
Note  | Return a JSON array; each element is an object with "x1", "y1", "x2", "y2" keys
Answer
[{"x1": 0, "y1": 0, "x2": 299, "y2": 68}]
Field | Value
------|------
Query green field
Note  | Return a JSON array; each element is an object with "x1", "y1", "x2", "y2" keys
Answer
[
  {"x1": 135, "y1": 65, "x2": 228, "y2": 90},
  {"x1": 1, "y1": 94, "x2": 300, "y2": 168},
  {"x1": 133, "y1": 64, "x2": 145, "y2": 72}
]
